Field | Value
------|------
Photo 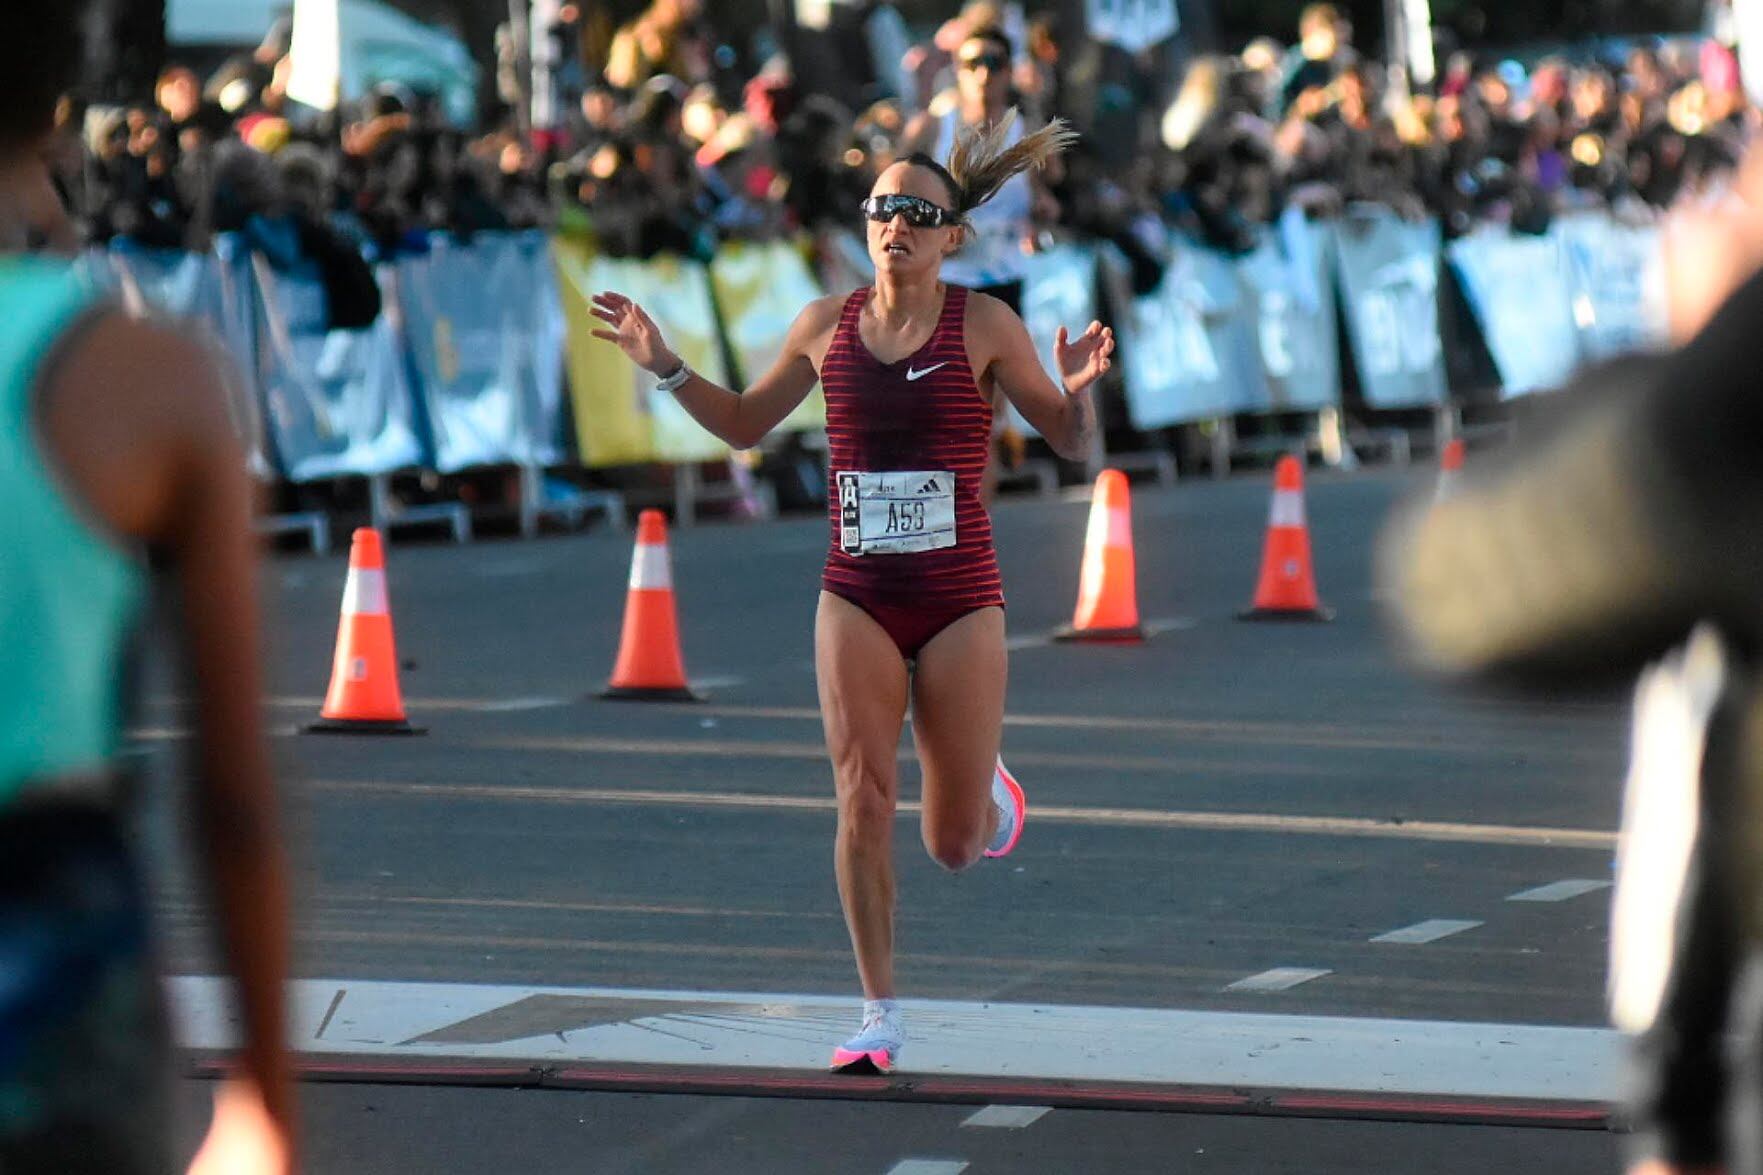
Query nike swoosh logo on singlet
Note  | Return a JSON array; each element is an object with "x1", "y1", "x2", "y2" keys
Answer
[{"x1": 905, "y1": 363, "x2": 948, "y2": 381}]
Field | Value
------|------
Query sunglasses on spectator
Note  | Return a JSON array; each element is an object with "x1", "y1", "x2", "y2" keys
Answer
[
  {"x1": 959, "y1": 52, "x2": 1009, "y2": 73},
  {"x1": 861, "y1": 194, "x2": 959, "y2": 228}
]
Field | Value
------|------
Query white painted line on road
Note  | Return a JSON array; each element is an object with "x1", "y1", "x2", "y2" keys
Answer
[
  {"x1": 593, "y1": 704, "x2": 1592, "y2": 757},
  {"x1": 962, "y1": 1105, "x2": 1050, "y2": 1129},
  {"x1": 886, "y1": 1162, "x2": 968, "y2": 1175},
  {"x1": 689, "y1": 675, "x2": 747, "y2": 691},
  {"x1": 1225, "y1": 968, "x2": 1332, "y2": 993},
  {"x1": 1371, "y1": 920, "x2": 1483, "y2": 945},
  {"x1": 473, "y1": 697, "x2": 570, "y2": 713},
  {"x1": 1507, "y1": 880, "x2": 1612, "y2": 903},
  {"x1": 309, "y1": 778, "x2": 1616, "y2": 851},
  {"x1": 167, "y1": 976, "x2": 1622, "y2": 1102}
]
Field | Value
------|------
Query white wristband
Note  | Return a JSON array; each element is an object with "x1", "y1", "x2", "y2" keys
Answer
[{"x1": 655, "y1": 360, "x2": 691, "y2": 393}]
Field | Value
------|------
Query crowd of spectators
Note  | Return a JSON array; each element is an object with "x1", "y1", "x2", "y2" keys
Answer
[{"x1": 57, "y1": 1, "x2": 1760, "y2": 285}]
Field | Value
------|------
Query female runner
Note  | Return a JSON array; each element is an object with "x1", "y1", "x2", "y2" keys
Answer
[{"x1": 591, "y1": 114, "x2": 1111, "y2": 1072}]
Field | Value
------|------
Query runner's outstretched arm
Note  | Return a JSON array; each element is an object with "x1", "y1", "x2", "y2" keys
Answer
[
  {"x1": 972, "y1": 293, "x2": 1109, "y2": 462},
  {"x1": 591, "y1": 290, "x2": 837, "y2": 449}
]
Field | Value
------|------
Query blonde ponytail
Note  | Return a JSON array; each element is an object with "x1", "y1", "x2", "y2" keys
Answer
[{"x1": 944, "y1": 109, "x2": 1078, "y2": 215}]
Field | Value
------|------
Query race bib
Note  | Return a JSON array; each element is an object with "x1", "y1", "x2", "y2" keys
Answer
[{"x1": 837, "y1": 470, "x2": 957, "y2": 556}]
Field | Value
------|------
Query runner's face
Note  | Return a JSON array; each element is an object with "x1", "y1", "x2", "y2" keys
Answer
[{"x1": 866, "y1": 163, "x2": 962, "y2": 276}]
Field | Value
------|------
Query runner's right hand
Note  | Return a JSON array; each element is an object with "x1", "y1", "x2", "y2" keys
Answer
[{"x1": 590, "y1": 291, "x2": 677, "y2": 376}]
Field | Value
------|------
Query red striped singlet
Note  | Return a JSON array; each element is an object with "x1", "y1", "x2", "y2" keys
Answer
[{"x1": 820, "y1": 285, "x2": 1004, "y2": 657}]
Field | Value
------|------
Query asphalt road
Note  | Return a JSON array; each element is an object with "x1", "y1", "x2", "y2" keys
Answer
[
  {"x1": 174, "y1": 1078, "x2": 1623, "y2": 1175},
  {"x1": 140, "y1": 464, "x2": 1635, "y2": 1172}
]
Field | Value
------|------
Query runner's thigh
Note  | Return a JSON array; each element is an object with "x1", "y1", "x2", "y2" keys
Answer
[
  {"x1": 816, "y1": 592, "x2": 910, "y2": 801},
  {"x1": 910, "y1": 606, "x2": 1007, "y2": 838}
]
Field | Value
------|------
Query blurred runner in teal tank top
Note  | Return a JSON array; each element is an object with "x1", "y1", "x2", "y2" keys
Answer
[{"x1": 0, "y1": 3, "x2": 295, "y2": 1171}]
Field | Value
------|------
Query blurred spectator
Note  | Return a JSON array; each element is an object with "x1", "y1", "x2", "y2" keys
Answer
[
  {"x1": 1281, "y1": 3, "x2": 1353, "y2": 114},
  {"x1": 605, "y1": 0, "x2": 711, "y2": 93}
]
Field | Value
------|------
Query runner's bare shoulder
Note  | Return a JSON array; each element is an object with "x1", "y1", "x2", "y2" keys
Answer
[
  {"x1": 794, "y1": 293, "x2": 849, "y2": 368},
  {"x1": 39, "y1": 310, "x2": 243, "y2": 544}
]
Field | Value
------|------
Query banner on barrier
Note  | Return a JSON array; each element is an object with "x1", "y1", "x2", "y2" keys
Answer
[
  {"x1": 1121, "y1": 240, "x2": 1258, "y2": 427},
  {"x1": 1447, "y1": 227, "x2": 1583, "y2": 398},
  {"x1": 1235, "y1": 222, "x2": 1341, "y2": 413},
  {"x1": 708, "y1": 240, "x2": 827, "y2": 434},
  {"x1": 252, "y1": 255, "x2": 425, "y2": 482},
  {"x1": 552, "y1": 236, "x2": 732, "y2": 467},
  {"x1": 1013, "y1": 243, "x2": 1100, "y2": 436},
  {"x1": 397, "y1": 231, "x2": 568, "y2": 472},
  {"x1": 1556, "y1": 214, "x2": 1669, "y2": 362},
  {"x1": 1332, "y1": 211, "x2": 1448, "y2": 408},
  {"x1": 88, "y1": 238, "x2": 279, "y2": 479}
]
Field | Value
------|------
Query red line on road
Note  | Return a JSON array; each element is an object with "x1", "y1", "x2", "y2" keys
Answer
[{"x1": 183, "y1": 1053, "x2": 1615, "y2": 1131}]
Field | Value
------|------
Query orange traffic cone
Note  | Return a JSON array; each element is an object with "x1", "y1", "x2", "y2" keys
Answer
[
  {"x1": 306, "y1": 528, "x2": 424, "y2": 735},
  {"x1": 1435, "y1": 438, "x2": 1465, "y2": 502},
  {"x1": 602, "y1": 510, "x2": 700, "y2": 701},
  {"x1": 1054, "y1": 469, "x2": 1145, "y2": 642},
  {"x1": 1239, "y1": 455, "x2": 1332, "y2": 622}
]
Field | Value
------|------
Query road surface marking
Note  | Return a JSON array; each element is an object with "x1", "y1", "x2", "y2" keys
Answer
[
  {"x1": 1507, "y1": 880, "x2": 1612, "y2": 903},
  {"x1": 1225, "y1": 968, "x2": 1332, "y2": 993},
  {"x1": 1371, "y1": 920, "x2": 1483, "y2": 944},
  {"x1": 167, "y1": 975, "x2": 1621, "y2": 1101},
  {"x1": 309, "y1": 778, "x2": 1616, "y2": 851},
  {"x1": 962, "y1": 1105, "x2": 1050, "y2": 1129}
]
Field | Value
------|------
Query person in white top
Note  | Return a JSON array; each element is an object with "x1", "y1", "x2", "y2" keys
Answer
[{"x1": 903, "y1": 25, "x2": 1065, "y2": 495}]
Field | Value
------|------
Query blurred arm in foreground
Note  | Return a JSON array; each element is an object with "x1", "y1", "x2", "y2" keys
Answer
[{"x1": 1378, "y1": 141, "x2": 1763, "y2": 1175}]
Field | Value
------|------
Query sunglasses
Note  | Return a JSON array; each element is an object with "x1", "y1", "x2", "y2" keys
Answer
[
  {"x1": 959, "y1": 52, "x2": 1009, "y2": 73},
  {"x1": 860, "y1": 194, "x2": 959, "y2": 229}
]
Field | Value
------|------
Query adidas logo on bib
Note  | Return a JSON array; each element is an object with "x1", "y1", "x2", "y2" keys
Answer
[{"x1": 919, "y1": 477, "x2": 941, "y2": 494}]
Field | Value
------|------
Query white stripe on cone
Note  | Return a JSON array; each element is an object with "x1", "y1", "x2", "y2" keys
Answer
[
  {"x1": 1269, "y1": 490, "x2": 1306, "y2": 529},
  {"x1": 1107, "y1": 506, "x2": 1132, "y2": 549},
  {"x1": 341, "y1": 568, "x2": 389, "y2": 617},
  {"x1": 1085, "y1": 503, "x2": 1132, "y2": 552},
  {"x1": 629, "y1": 543, "x2": 673, "y2": 591}
]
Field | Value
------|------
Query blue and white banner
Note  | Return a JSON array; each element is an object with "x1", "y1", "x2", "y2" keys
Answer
[
  {"x1": 1555, "y1": 214, "x2": 1669, "y2": 362},
  {"x1": 88, "y1": 237, "x2": 277, "y2": 478},
  {"x1": 1120, "y1": 240, "x2": 1258, "y2": 427},
  {"x1": 1010, "y1": 243, "x2": 1100, "y2": 436},
  {"x1": 252, "y1": 255, "x2": 425, "y2": 482},
  {"x1": 1235, "y1": 220, "x2": 1341, "y2": 413},
  {"x1": 1447, "y1": 227, "x2": 1583, "y2": 398},
  {"x1": 397, "y1": 231, "x2": 568, "y2": 472},
  {"x1": 1332, "y1": 211, "x2": 1448, "y2": 408}
]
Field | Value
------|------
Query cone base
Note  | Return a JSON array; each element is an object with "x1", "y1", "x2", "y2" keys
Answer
[
  {"x1": 599, "y1": 684, "x2": 704, "y2": 702},
  {"x1": 304, "y1": 717, "x2": 427, "y2": 735},
  {"x1": 1052, "y1": 624, "x2": 1146, "y2": 644},
  {"x1": 1237, "y1": 605, "x2": 1334, "y2": 623}
]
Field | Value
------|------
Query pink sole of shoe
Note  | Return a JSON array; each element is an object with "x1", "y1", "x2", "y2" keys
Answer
[
  {"x1": 984, "y1": 764, "x2": 1026, "y2": 858},
  {"x1": 830, "y1": 1048, "x2": 894, "y2": 1074}
]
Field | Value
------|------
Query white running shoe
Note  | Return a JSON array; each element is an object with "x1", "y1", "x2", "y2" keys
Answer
[
  {"x1": 830, "y1": 1002, "x2": 904, "y2": 1074},
  {"x1": 984, "y1": 758, "x2": 1026, "y2": 858}
]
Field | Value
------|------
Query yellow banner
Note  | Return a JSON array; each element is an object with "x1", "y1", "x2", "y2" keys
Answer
[
  {"x1": 708, "y1": 239, "x2": 827, "y2": 433},
  {"x1": 551, "y1": 237, "x2": 731, "y2": 467}
]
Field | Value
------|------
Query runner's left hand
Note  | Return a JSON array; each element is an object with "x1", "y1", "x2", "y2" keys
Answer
[{"x1": 1055, "y1": 321, "x2": 1114, "y2": 395}]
